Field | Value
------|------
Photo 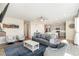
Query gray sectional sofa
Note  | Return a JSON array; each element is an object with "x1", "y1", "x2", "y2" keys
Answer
[
  {"x1": 32, "y1": 32, "x2": 66, "y2": 48},
  {"x1": 32, "y1": 33, "x2": 50, "y2": 46}
]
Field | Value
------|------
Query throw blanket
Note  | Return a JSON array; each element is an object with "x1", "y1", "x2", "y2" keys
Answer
[{"x1": 4, "y1": 42, "x2": 47, "y2": 56}]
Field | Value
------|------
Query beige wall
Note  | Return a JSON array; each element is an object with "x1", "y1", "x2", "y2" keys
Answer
[
  {"x1": 2, "y1": 17, "x2": 24, "y2": 37},
  {"x1": 66, "y1": 18, "x2": 75, "y2": 43}
]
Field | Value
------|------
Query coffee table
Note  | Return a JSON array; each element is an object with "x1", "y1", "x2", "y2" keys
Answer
[{"x1": 24, "y1": 40, "x2": 39, "y2": 52}]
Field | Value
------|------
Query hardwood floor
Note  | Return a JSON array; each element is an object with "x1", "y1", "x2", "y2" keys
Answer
[
  {"x1": 0, "y1": 48, "x2": 5, "y2": 56},
  {"x1": 0, "y1": 39, "x2": 79, "y2": 56}
]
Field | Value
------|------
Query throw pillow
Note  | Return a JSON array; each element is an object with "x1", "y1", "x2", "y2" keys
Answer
[
  {"x1": 34, "y1": 33, "x2": 41, "y2": 38},
  {"x1": 41, "y1": 34, "x2": 46, "y2": 39},
  {"x1": 45, "y1": 34, "x2": 51, "y2": 41}
]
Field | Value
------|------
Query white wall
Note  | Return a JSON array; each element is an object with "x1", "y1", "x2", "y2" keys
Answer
[
  {"x1": 2, "y1": 17, "x2": 24, "y2": 38},
  {"x1": 66, "y1": 18, "x2": 75, "y2": 43},
  {"x1": 75, "y1": 17, "x2": 79, "y2": 32}
]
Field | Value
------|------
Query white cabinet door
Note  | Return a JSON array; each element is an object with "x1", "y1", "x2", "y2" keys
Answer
[
  {"x1": 0, "y1": 37, "x2": 6, "y2": 44},
  {"x1": 6, "y1": 36, "x2": 17, "y2": 43},
  {"x1": 75, "y1": 17, "x2": 79, "y2": 32},
  {"x1": 74, "y1": 33, "x2": 79, "y2": 45},
  {"x1": 74, "y1": 17, "x2": 79, "y2": 45},
  {"x1": 6, "y1": 38, "x2": 16, "y2": 43},
  {"x1": 18, "y1": 35, "x2": 24, "y2": 40}
]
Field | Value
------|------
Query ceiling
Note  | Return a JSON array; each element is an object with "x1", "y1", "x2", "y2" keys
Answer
[{"x1": 0, "y1": 3, "x2": 79, "y2": 23}]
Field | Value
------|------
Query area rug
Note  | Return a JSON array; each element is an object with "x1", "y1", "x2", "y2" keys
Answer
[{"x1": 4, "y1": 42, "x2": 47, "y2": 56}]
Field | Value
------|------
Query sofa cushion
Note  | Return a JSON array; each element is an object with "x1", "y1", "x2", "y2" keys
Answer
[
  {"x1": 32, "y1": 37, "x2": 49, "y2": 46},
  {"x1": 41, "y1": 34, "x2": 46, "y2": 39},
  {"x1": 49, "y1": 43, "x2": 58, "y2": 48},
  {"x1": 57, "y1": 43, "x2": 65, "y2": 49},
  {"x1": 45, "y1": 34, "x2": 51, "y2": 41},
  {"x1": 34, "y1": 33, "x2": 41, "y2": 38},
  {"x1": 49, "y1": 43, "x2": 65, "y2": 49}
]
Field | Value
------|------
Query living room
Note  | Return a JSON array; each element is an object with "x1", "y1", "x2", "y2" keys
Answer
[{"x1": 0, "y1": 3, "x2": 79, "y2": 56}]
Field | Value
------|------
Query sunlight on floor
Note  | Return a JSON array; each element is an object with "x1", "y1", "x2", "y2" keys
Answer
[{"x1": 65, "y1": 53, "x2": 72, "y2": 56}]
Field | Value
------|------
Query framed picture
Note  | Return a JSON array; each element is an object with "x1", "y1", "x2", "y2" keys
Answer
[{"x1": 3, "y1": 24, "x2": 19, "y2": 28}]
